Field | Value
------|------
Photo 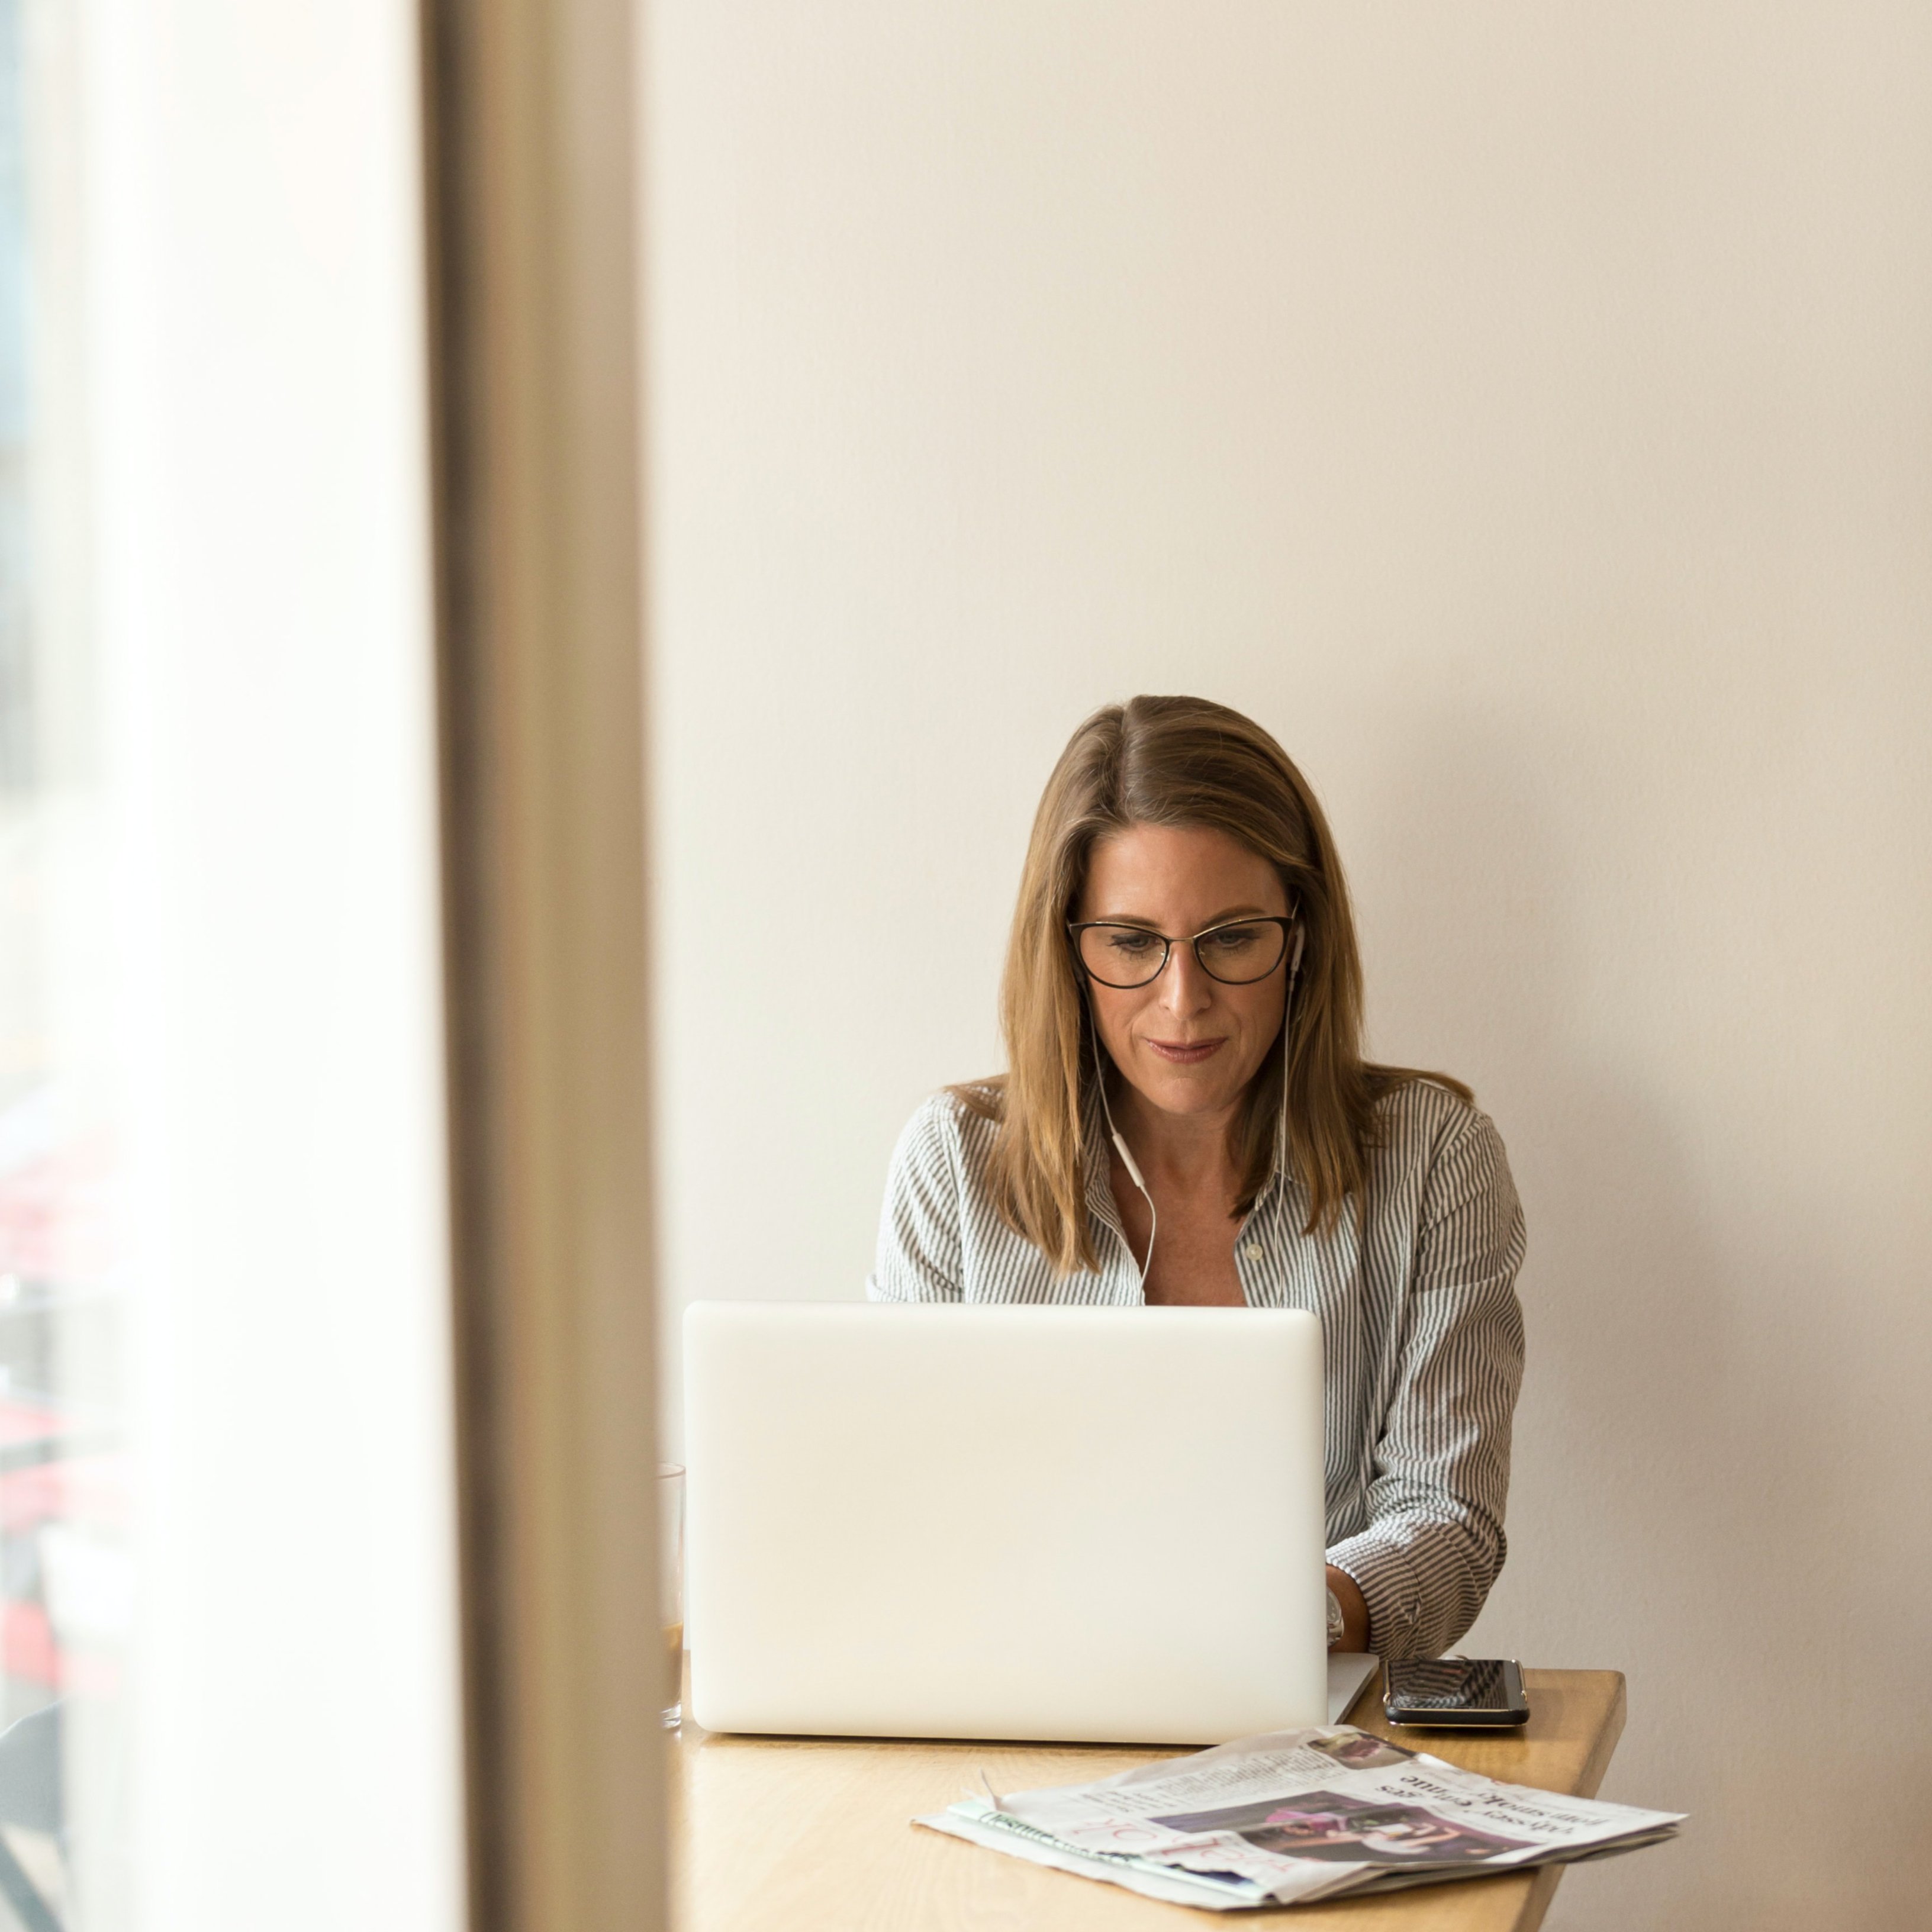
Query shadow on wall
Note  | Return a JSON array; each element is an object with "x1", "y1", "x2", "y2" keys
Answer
[{"x1": 1354, "y1": 716, "x2": 1918, "y2": 1930}]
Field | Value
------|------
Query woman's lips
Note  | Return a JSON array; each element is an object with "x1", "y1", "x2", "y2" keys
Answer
[{"x1": 1144, "y1": 1037, "x2": 1226, "y2": 1065}]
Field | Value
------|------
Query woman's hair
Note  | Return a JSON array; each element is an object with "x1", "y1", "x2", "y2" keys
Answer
[{"x1": 957, "y1": 694, "x2": 1469, "y2": 1274}]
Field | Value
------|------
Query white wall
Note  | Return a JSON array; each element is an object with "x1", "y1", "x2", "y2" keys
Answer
[
  {"x1": 88, "y1": 1, "x2": 465, "y2": 1925},
  {"x1": 644, "y1": 6, "x2": 1932, "y2": 1926}
]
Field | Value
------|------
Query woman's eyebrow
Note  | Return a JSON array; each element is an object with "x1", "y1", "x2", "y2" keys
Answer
[{"x1": 1086, "y1": 904, "x2": 1280, "y2": 927}]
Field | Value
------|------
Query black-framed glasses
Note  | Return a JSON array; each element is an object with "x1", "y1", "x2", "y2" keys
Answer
[{"x1": 1067, "y1": 915, "x2": 1295, "y2": 990}]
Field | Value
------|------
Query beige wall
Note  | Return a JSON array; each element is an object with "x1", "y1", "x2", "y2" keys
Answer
[{"x1": 643, "y1": 7, "x2": 1932, "y2": 1925}]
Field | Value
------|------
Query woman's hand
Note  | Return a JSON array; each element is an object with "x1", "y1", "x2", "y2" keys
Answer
[{"x1": 1326, "y1": 1565, "x2": 1369, "y2": 1651}]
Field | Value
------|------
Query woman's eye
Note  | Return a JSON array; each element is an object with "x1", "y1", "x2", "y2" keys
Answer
[
  {"x1": 1106, "y1": 929, "x2": 1160, "y2": 954},
  {"x1": 1202, "y1": 924, "x2": 1264, "y2": 955}
]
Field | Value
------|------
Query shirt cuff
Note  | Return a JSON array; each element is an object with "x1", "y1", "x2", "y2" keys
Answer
[{"x1": 1326, "y1": 1528, "x2": 1428, "y2": 1661}]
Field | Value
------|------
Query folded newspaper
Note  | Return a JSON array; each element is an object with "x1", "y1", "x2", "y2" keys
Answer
[{"x1": 916, "y1": 1726, "x2": 1683, "y2": 1910}]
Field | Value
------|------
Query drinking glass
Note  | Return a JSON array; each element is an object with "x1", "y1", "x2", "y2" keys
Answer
[{"x1": 660, "y1": 1463, "x2": 685, "y2": 1727}]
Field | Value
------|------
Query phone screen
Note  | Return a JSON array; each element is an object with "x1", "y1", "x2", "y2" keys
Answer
[{"x1": 1387, "y1": 1659, "x2": 1515, "y2": 1710}]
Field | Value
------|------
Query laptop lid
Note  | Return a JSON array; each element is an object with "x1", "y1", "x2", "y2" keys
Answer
[{"x1": 683, "y1": 1300, "x2": 1330, "y2": 1745}]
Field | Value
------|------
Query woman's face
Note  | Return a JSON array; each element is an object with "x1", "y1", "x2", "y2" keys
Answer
[{"x1": 1076, "y1": 823, "x2": 1291, "y2": 1125}]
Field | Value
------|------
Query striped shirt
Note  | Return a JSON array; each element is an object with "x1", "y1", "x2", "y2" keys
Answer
[{"x1": 867, "y1": 1077, "x2": 1527, "y2": 1660}]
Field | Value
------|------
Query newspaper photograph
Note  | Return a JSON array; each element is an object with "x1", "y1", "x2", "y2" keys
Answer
[{"x1": 917, "y1": 1726, "x2": 1684, "y2": 1910}]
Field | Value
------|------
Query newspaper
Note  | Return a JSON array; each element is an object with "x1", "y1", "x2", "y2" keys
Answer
[{"x1": 916, "y1": 1726, "x2": 1684, "y2": 1910}]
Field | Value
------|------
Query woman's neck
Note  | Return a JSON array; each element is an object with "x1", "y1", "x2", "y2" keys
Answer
[{"x1": 1107, "y1": 1074, "x2": 1244, "y2": 1192}]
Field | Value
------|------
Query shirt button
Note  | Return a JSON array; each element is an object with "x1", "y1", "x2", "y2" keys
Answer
[{"x1": 1243, "y1": 1241, "x2": 1264, "y2": 1261}]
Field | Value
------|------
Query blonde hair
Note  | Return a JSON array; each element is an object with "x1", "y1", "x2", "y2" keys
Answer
[{"x1": 958, "y1": 695, "x2": 1469, "y2": 1274}]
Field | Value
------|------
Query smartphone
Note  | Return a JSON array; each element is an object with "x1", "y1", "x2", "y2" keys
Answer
[{"x1": 1383, "y1": 1657, "x2": 1530, "y2": 1728}]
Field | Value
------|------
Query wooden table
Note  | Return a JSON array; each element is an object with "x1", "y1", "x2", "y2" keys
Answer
[{"x1": 670, "y1": 1668, "x2": 1626, "y2": 1931}]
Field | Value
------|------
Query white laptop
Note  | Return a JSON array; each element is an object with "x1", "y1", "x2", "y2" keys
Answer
[{"x1": 682, "y1": 1301, "x2": 1376, "y2": 1744}]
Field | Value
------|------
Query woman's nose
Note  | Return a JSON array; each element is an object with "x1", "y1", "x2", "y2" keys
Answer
[{"x1": 1158, "y1": 942, "x2": 1214, "y2": 1013}]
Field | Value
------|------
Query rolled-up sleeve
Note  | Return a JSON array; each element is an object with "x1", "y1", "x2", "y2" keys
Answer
[
  {"x1": 867, "y1": 1096, "x2": 967, "y2": 1303},
  {"x1": 1326, "y1": 1110, "x2": 1526, "y2": 1660}
]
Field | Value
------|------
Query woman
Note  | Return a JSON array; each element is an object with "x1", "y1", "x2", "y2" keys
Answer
[{"x1": 868, "y1": 695, "x2": 1525, "y2": 1661}]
